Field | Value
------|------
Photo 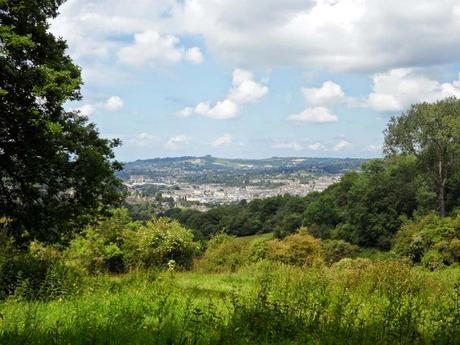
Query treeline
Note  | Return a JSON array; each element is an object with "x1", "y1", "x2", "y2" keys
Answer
[{"x1": 154, "y1": 154, "x2": 460, "y2": 251}]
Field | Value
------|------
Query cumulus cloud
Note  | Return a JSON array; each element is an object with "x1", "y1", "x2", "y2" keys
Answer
[
  {"x1": 288, "y1": 107, "x2": 338, "y2": 123},
  {"x1": 178, "y1": 106, "x2": 194, "y2": 118},
  {"x1": 185, "y1": 47, "x2": 204, "y2": 64},
  {"x1": 181, "y1": 69, "x2": 268, "y2": 119},
  {"x1": 289, "y1": 81, "x2": 345, "y2": 123},
  {"x1": 272, "y1": 142, "x2": 303, "y2": 151},
  {"x1": 303, "y1": 81, "x2": 345, "y2": 106},
  {"x1": 166, "y1": 135, "x2": 190, "y2": 150},
  {"x1": 195, "y1": 100, "x2": 239, "y2": 120},
  {"x1": 105, "y1": 96, "x2": 124, "y2": 112},
  {"x1": 77, "y1": 104, "x2": 96, "y2": 116},
  {"x1": 228, "y1": 69, "x2": 269, "y2": 104},
  {"x1": 308, "y1": 142, "x2": 327, "y2": 151},
  {"x1": 333, "y1": 139, "x2": 353, "y2": 152},
  {"x1": 118, "y1": 31, "x2": 182, "y2": 66},
  {"x1": 128, "y1": 132, "x2": 157, "y2": 147},
  {"x1": 366, "y1": 69, "x2": 460, "y2": 112},
  {"x1": 76, "y1": 96, "x2": 124, "y2": 116},
  {"x1": 52, "y1": 1, "x2": 460, "y2": 72},
  {"x1": 167, "y1": 0, "x2": 460, "y2": 72},
  {"x1": 211, "y1": 134, "x2": 233, "y2": 147}
]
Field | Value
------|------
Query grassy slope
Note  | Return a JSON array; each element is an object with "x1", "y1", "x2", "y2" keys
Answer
[{"x1": 1, "y1": 262, "x2": 460, "y2": 345}]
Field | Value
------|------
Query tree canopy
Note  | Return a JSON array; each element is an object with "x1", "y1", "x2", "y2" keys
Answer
[
  {"x1": 384, "y1": 97, "x2": 460, "y2": 217},
  {"x1": 0, "y1": 0, "x2": 123, "y2": 243}
]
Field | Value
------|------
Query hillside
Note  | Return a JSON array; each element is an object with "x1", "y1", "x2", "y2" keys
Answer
[{"x1": 117, "y1": 156, "x2": 367, "y2": 180}]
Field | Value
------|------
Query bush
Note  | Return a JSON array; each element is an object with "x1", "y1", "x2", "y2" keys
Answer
[
  {"x1": 393, "y1": 213, "x2": 460, "y2": 266},
  {"x1": 421, "y1": 250, "x2": 445, "y2": 271},
  {"x1": 123, "y1": 218, "x2": 199, "y2": 270},
  {"x1": 321, "y1": 239, "x2": 359, "y2": 264},
  {"x1": 198, "y1": 233, "x2": 249, "y2": 272},
  {"x1": 67, "y1": 211, "x2": 199, "y2": 273},
  {"x1": 266, "y1": 228, "x2": 322, "y2": 267},
  {"x1": 65, "y1": 209, "x2": 138, "y2": 274},
  {"x1": 331, "y1": 257, "x2": 372, "y2": 270},
  {"x1": 0, "y1": 244, "x2": 82, "y2": 301}
]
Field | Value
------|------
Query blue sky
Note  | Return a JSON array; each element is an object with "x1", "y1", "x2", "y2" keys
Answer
[{"x1": 52, "y1": 0, "x2": 460, "y2": 161}]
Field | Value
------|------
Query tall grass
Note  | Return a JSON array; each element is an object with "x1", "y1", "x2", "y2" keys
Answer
[{"x1": 0, "y1": 261, "x2": 459, "y2": 344}]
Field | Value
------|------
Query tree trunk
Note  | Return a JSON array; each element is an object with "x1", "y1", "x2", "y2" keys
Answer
[{"x1": 438, "y1": 160, "x2": 446, "y2": 218}]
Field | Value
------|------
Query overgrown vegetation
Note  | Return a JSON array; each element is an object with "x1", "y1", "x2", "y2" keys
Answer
[
  {"x1": 3, "y1": 0, "x2": 460, "y2": 344},
  {"x1": 1, "y1": 262, "x2": 459, "y2": 345}
]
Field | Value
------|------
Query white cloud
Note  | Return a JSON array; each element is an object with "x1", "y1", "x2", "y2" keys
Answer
[
  {"x1": 228, "y1": 69, "x2": 269, "y2": 104},
  {"x1": 303, "y1": 81, "x2": 345, "y2": 106},
  {"x1": 367, "y1": 144, "x2": 382, "y2": 153},
  {"x1": 52, "y1": 1, "x2": 460, "y2": 73},
  {"x1": 272, "y1": 142, "x2": 303, "y2": 151},
  {"x1": 166, "y1": 135, "x2": 190, "y2": 150},
  {"x1": 168, "y1": 0, "x2": 460, "y2": 72},
  {"x1": 75, "y1": 96, "x2": 124, "y2": 116},
  {"x1": 195, "y1": 100, "x2": 239, "y2": 120},
  {"x1": 77, "y1": 104, "x2": 96, "y2": 116},
  {"x1": 185, "y1": 47, "x2": 204, "y2": 64},
  {"x1": 366, "y1": 69, "x2": 460, "y2": 112},
  {"x1": 128, "y1": 132, "x2": 157, "y2": 147},
  {"x1": 308, "y1": 142, "x2": 327, "y2": 151},
  {"x1": 182, "y1": 69, "x2": 267, "y2": 119},
  {"x1": 105, "y1": 96, "x2": 124, "y2": 112},
  {"x1": 333, "y1": 139, "x2": 353, "y2": 152},
  {"x1": 178, "y1": 106, "x2": 194, "y2": 118},
  {"x1": 118, "y1": 30, "x2": 183, "y2": 66},
  {"x1": 288, "y1": 107, "x2": 338, "y2": 123},
  {"x1": 211, "y1": 134, "x2": 233, "y2": 147},
  {"x1": 289, "y1": 80, "x2": 345, "y2": 123}
]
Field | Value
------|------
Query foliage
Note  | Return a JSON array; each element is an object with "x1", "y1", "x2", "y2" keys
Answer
[
  {"x1": 165, "y1": 194, "x2": 309, "y2": 239},
  {"x1": 303, "y1": 155, "x2": 420, "y2": 249},
  {"x1": 65, "y1": 209, "x2": 137, "y2": 274},
  {"x1": 0, "y1": 0, "x2": 124, "y2": 243},
  {"x1": 123, "y1": 217, "x2": 199, "y2": 270},
  {"x1": 66, "y1": 209, "x2": 199, "y2": 273},
  {"x1": 321, "y1": 239, "x2": 359, "y2": 264},
  {"x1": 1, "y1": 262, "x2": 460, "y2": 344},
  {"x1": 385, "y1": 97, "x2": 460, "y2": 217},
  {"x1": 198, "y1": 233, "x2": 249, "y2": 272},
  {"x1": 421, "y1": 249, "x2": 445, "y2": 271},
  {"x1": 0, "y1": 241, "x2": 82, "y2": 300},
  {"x1": 266, "y1": 228, "x2": 322, "y2": 267},
  {"x1": 393, "y1": 213, "x2": 460, "y2": 266}
]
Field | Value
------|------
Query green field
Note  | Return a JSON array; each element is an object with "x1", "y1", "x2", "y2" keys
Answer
[{"x1": 1, "y1": 261, "x2": 460, "y2": 345}]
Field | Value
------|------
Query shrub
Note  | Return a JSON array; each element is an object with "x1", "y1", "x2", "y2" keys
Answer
[
  {"x1": 393, "y1": 213, "x2": 460, "y2": 266},
  {"x1": 0, "y1": 243, "x2": 82, "y2": 301},
  {"x1": 247, "y1": 237, "x2": 270, "y2": 263},
  {"x1": 198, "y1": 233, "x2": 249, "y2": 272},
  {"x1": 65, "y1": 209, "x2": 141, "y2": 273},
  {"x1": 123, "y1": 218, "x2": 199, "y2": 270},
  {"x1": 67, "y1": 211, "x2": 199, "y2": 273},
  {"x1": 321, "y1": 239, "x2": 359, "y2": 264},
  {"x1": 266, "y1": 228, "x2": 322, "y2": 267},
  {"x1": 331, "y1": 257, "x2": 372, "y2": 270},
  {"x1": 421, "y1": 250, "x2": 445, "y2": 271}
]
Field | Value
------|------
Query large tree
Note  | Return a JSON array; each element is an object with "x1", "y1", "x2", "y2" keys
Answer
[
  {"x1": 384, "y1": 97, "x2": 460, "y2": 217},
  {"x1": 0, "y1": 0, "x2": 123, "y2": 242}
]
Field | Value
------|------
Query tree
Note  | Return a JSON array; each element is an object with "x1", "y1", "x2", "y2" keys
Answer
[
  {"x1": 0, "y1": 0, "x2": 123, "y2": 242},
  {"x1": 384, "y1": 97, "x2": 460, "y2": 217}
]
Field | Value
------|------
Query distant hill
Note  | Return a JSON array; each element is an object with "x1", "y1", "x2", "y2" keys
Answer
[{"x1": 117, "y1": 155, "x2": 368, "y2": 180}]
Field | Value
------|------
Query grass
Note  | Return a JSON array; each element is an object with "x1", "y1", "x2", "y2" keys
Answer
[{"x1": 1, "y1": 261, "x2": 460, "y2": 344}]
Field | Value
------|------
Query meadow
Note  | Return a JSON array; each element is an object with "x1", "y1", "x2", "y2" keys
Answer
[{"x1": 1, "y1": 260, "x2": 460, "y2": 345}]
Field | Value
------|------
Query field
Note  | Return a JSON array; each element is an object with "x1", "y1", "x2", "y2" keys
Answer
[{"x1": 1, "y1": 260, "x2": 460, "y2": 345}]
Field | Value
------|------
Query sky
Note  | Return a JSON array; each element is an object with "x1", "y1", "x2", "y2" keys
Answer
[{"x1": 50, "y1": 0, "x2": 460, "y2": 162}]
